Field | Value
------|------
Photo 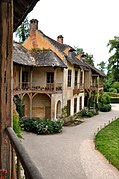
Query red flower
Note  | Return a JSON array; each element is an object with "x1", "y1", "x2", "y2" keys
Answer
[{"x1": 2, "y1": 170, "x2": 7, "y2": 175}]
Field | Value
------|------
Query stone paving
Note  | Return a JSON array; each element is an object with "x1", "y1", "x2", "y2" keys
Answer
[{"x1": 22, "y1": 104, "x2": 119, "y2": 179}]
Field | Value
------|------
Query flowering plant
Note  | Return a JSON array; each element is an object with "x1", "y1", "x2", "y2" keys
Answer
[
  {"x1": 0, "y1": 169, "x2": 14, "y2": 179},
  {"x1": 0, "y1": 169, "x2": 7, "y2": 179}
]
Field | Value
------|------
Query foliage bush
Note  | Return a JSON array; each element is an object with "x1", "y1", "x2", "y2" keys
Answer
[
  {"x1": 80, "y1": 108, "x2": 94, "y2": 118},
  {"x1": 98, "y1": 93, "x2": 111, "y2": 104},
  {"x1": 98, "y1": 93, "x2": 111, "y2": 112},
  {"x1": 109, "y1": 88, "x2": 117, "y2": 93},
  {"x1": 110, "y1": 97, "x2": 119, "y2": 103},
  {"x1": 13, "y1": 112, "x2": 23, "y2": 139},
  {"x1": 22, "y1": 118, "x2": 63, "y2": 135},
  {"x1": 106, "y1": 92, "x2": 119, "y2": 97},
  {"x1": 14, "y1": 96, "x2": 24, "y2": 118},
  {"x1": 99, "y1": 104, "x2": 111, "y2": 112},
  {"x1": 112, "y1": 81, "x2": 119, "y2": 92},
  {"x1": 86, "y1": 111, "x2": 94, "y2": 117}
]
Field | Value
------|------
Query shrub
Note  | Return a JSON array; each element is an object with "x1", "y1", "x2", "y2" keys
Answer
[
  {"x1": 22, "y1": 118, "x2": 62, "y2": 135},
  {"x1": 110, "y1": 97, "x2": 119, "y2": 103},
  {"x1": 112, "y1": 81, "x2": 119, "y2": 92},
  {"x1": 98, "y1": 92, "x2": 112, "y2": 112},
  {"x1": 80, "y1": 108, "x2": 94, "y2": 118},
  {"x1": 80, "y1": 108, "x2": 88, "y2": 117},
  {"x1": 109, "y1": 88, "x2": 117, "y2": 93},
  {"x1": 13, "y1": 112, "x2": 23, "y2": 139},
  {"x1": 106, "y1": 92, "x2": 119, "y2": 97},
  {"x1": 99, "y1": 93, "x2": 111, "y2": 104},
  {"x1": 99, "y1": 104, "x2": 111, "y2": 112},
  {"x1": 14, "y1": 96, "x2": 24, "y2": 118},
  {"x1": 86, "y1": 111, "x2": 94, "y2": 117}
]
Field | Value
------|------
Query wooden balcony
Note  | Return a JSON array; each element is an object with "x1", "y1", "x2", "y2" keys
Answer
[
  {"x1": 85, "y1": 83, "x2": 104, "y2": 91},
  {"x1": 6, "y1": 127, "x2": 43, "y2": 179},
  {"x1": 14, "y1": 82, "x2": 63, "y2": 95},
  {"x1": 73, "y1": 83, "x2": 84, "y2": 95}
]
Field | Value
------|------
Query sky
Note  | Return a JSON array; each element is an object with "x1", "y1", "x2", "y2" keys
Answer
[{"x1": 24, "y1": 0, "x2": 119, "y2": 66}]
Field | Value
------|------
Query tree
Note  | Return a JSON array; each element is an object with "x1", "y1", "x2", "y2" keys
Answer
[
  {"x1": 74, "y1": 47, "x2": 84, "y2": 54},
  {"x1": 107, "y1": 36, "x2": 119, "y2": 82},
  {"x1": 97, "y1": 61, "x2": 106, "y2": 73},
  {"x1": 74, "y1": 47, "x2": 94, "y2": 66},
  {"x1": 84, "y1": 53, "x2": 94, "y2": 66},
  {"x1": 16, "y1": 17, "x2": 30, "y2": 42}
]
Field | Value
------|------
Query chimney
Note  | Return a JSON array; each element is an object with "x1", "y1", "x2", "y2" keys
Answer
[
  {"x1": 77, "y1": 52, "x2": 84, "y2": 60},
  {"x1": 30, "y1": 19, "x2": 38, "y2": 48},
  {"x1": 57, "y1": 35, "x2": 63, "y2": 44},
  {"x1": 30, "y1": 19, "x2": 38, "y2": 36}
]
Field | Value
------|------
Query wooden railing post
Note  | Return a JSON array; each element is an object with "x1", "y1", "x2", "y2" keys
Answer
[
  {"x1": 0, "y1": 0, "x2": 13, "y2": 177},
  {"x1": 20, "y1": 66, "x2": 22, "y2": 89}
]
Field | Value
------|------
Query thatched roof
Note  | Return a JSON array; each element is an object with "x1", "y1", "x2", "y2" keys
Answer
[
  {"x1": 13, "y1": 42, "x2": 66, "y2": 68},
  {"x1": 14, "y1": 0, "x2": 39, "y2": 31},
  {"x1": 13, "y1": 42, "x2": 35, "y2": 66},
  {"x1": 82, "y1": 58, "x2": 105, "y2": 77},
  {"x1": 30, "y1": 50, "x2": 67, "y2": 68}
]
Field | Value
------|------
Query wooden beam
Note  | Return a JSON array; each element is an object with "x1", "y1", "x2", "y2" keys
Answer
[{"x1": 0, "y1": 0, "x2": 13, "y2": 177}]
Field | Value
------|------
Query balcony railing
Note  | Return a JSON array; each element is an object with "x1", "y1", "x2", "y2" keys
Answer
[
  {"x1": 6, "y1": 127, "x2": 43, "y2": 179},
  {"x1": 91, "y1": 83, "x2": 104, "y2": 89},
  {"x1": 73, "y1": 83, "x2": 84, "y2": 95},
  {"x1": 84, "y1": 83, "x2": 104, "y2": 89},
  {"x1": 14, "y1": 82, "x2": 62, "y2": 94}
]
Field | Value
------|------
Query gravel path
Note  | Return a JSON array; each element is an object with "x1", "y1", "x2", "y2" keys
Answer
[{"x1": 22, "y1": 104, "x2": 119, "y2": 179}]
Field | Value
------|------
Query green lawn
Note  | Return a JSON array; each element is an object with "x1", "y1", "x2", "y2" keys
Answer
[{"x1": 95, "y1": 118, "x2": 119, "y2": 170}]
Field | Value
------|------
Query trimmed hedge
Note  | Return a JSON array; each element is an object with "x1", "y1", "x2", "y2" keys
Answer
[
  {"x1": 110, "y1": 97, "x2": 119, "y2": 103},
  {"x1": 21, "y1": 118, "x2": 63, "y2": 135},
  {"x1": 106, "y1": 92, "x2": 119, "y2": 97}
]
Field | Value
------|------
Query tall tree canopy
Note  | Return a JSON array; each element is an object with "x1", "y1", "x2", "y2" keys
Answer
[
  {"x1": 74, "y1": 47, "x2": 84, "y2": 54},
  {"x1": 107, "y1": 36, "x2": 119, "y2": 82},
  {"x1": 84, "y1": 53, "x2": 94, "y2": 66},
  {"x1": 16, "y1": 17, "x2": 30, "y2": 42},
  {"x1": 97, "y1": 61, "x2": 106, "y2": 73},
  {"x1": 74, "y1": 47, "x2": 94, "y2": 66}
]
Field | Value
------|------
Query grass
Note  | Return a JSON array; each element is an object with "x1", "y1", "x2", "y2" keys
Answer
[{"x1": 95, "y1": 118, "x2": 119, "y2": 170}]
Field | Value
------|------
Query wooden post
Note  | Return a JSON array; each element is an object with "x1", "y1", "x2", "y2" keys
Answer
[
  {"x1": 0, "y1": 0, "x2": 13, "y2": 177},
  {"x1": 20, "y1": 66, "x2": 22, "y2": 89},
  {"x1": 30, "y1": 97, "x2": 33, "y2": 119},
  {"x1": 54, "y1": 68, "x2": 57, "y2": 91},
  {"x1": 30, "y1": 69, "x2": 33, "y2": 89}
]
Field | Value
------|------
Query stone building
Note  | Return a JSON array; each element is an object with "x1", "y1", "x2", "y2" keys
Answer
[{"x1": 13, "y1": 19, "x2": 105, "y2": 120}]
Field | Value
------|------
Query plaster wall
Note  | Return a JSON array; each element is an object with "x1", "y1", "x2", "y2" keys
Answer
[
  {"x1": 32, "y1": 94, "x2": 51, "y2": 119},
  {"x1": 23, "y1": 31, "x2": 64, "y2": 61}
]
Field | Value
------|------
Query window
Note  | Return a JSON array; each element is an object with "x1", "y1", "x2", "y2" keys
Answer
[
  {"x1": 75, "y1": 70, "x2": 78, "y2": 86},
  {"x1": 22, "y1": 71, "x2": 28, "y2": 88},
  {"x1": 74, "y1": 98, "x2": 77, "y2": 113},
  {"x1": 22, "y1": 71, "x2": 28, "y2": 82},
  {"x1": 68, "y1": 70, "x2": 72, "y2": 87},
  {"x1": 67, "y1": 100, "x2": 71, "y2": 116},
  {"x1": 79, "y1": 96, "x2": 82, "y2": 110},
  {"x1": 80, "y1": 71, "x2": 83, "y2": 85},
  {"x1": 47, "y1": 72, "x2": 54, "y2": 83}
]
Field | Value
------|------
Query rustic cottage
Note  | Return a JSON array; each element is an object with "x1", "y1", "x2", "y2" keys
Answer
[{"x1": 12, "y1": 19, "x2": 105, "y2": 120}]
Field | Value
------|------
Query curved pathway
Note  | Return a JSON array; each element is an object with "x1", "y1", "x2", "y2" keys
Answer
[{"x1": 22, "y1": 104, "x2": 119, "y2": 179}]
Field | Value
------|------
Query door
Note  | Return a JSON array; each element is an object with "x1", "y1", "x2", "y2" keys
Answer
[{"x1": 45, "y1": 106, "x2": 51, "y2": 119}]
